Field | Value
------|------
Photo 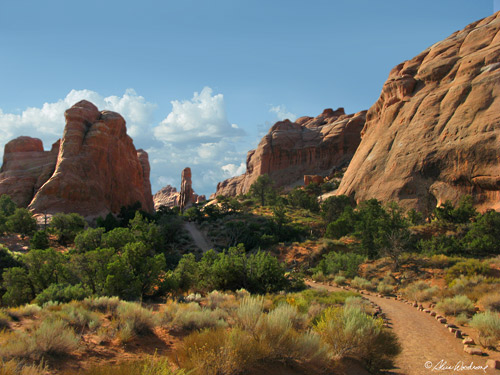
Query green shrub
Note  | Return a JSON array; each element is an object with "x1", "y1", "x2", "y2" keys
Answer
[
  {"x1": 445, "y1": 259, "x2": 489, "y2": 284},
  {"x1": 314, "y1": 251, "x2": 365, "y2": 279},
  {"x1": 49, "y1": 213, "x2": 86, "y2": 245},
  {"x1": 401, "y1": 281, "x2": 438, "y2": 302},
  {"x1": 351, "y1": 277, "x2": 373, "y2": 291},
  {"x1": 470, "y1": 311, "x2": 500, "y2": 348},
  {"x1": 454, "y1": 313, "x2": 469, "y2": 326},
  {"x1": 449, "y1": 275, "x2": 485, "y2": 296},
  {"x1": 5, "y1": 209, "x2": 37, "y2": 238},
  {"x1": 34, "y1": 283, "x2": 90, "y2": 305},
  {"x1": 436, "y1": 295, "x2": 475, "y2": 316},
  {"x1": 56, "y1": 304, "x2": 101, "y2": 331}
]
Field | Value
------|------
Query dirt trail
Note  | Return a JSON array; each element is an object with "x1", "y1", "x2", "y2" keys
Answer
[
  {"x1": 184, "y1": 222, "x2": 213, "y2": 253},
  {"x1": 307, "y1": 282, "x2": 499, "y2": 375}
]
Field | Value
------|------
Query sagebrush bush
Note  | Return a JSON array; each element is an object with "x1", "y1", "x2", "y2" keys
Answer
[
  {"x1": 315, "y1": 306, "x2": 400, "y2": 372},
  {"x1": 449, "y1": 275, "x2": 485, "y2": 296},
  {"x1": 8, "y1": 304, "x2": 41, "y2": 319},
  {"x1": 401, "y1": 281, "x2": 438, "y2": 302},
  {"x1": 333, "y1": 275, "x2": 346, "y2": 286},
  {"x1": 436, "y1": 295, "x2": 475, "y2": 316},
  {"x1": 351, "y1": 277, "x2": 373, "y2": 291},
  {"x1": 454, "y1": 313, "x2": 469, "y2": 326},
  {"x1": 479, "y1": 292, "x2": 500, "y2": 312},
  {"x1": 376, "y1": 282, "x2": 393, "y2": 295},
  {"x1": 172, "y1": 308, "x2": 228, "y2": 331},
  {"x1": 344, "y1": 297, "x2": 372, "y2": 314},
  {"x1": 117, "y1": 302, "x2": 157, "y2": 341},
  {"x1": 0, "y1": 319, "x2": 79, "y2": 360},
  {"x1": 470, "y1": 311, "x2": 500, "y2": 348},
  {"x1": 445, "y1": 259, "x2": 489, "y2": 284},
  {"x1": 82, "y1": 296, "x2": 121, "y2": 314},
  {"x1": 56, "y1": 304, "x2": 101, "y2": 331},
  {"x1": 236, "y1": 296, "x2": 264, "y2": 334}
]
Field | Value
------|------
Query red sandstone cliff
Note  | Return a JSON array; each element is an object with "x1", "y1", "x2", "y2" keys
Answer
[
  {"x1": 337, "y1": 12, "x2": 500, "y2": 212},
  {"x1": 0, "y1": 100, "x2": 154, "y2": 217},
  {"x1": 215, "y1": 108, "x2": 366, "y2": 197}
]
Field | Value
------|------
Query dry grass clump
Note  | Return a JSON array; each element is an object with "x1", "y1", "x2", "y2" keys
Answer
[
  {"x1": 401, "y1": 281, "x2": 438, "y2": 302},
  {"x1": 344, "y1": 297, "x2": 372, "y2": 315},
  {"x1": 436, "y1": 295, "x2": 475, "y2": 316},
  {"x1": 470, "y1": 311, "x2": 500, "y2": 349},
  {"x1": 0, "y1": 319, "x2": 79, "y2": 360},
  {"x1": 479, "y1": 292, "x2": 500, "y2": 312},
  {"x1": 0, "y1": 311, "x2": 11, "y2": 330},
  {"x1": 116, "y1": 302, "x2": 157, "y2": 343},
  {"x1": 0, "y1": 359, "x2": 47, "y2": 375}
]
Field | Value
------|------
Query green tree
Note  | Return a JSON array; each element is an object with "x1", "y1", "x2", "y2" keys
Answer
[
  {"x1": 101, "y1": 227, "x2": 136, "y2": 250},
  {"x1": 2, "y1": 267, "x2": 32, "y2": 306},
  {"x1": 463, "y1": 210, "x2": 500, "y2": 255},
  {"x1": 434, "y1": 196, "x2": 477, "y2": 224},
  {"x1": 0, "y1": 195, "x2": 16, "y2": 217},
  {"x1": 69, "y1": 248, "x2": 115, "y2": 295},
  {"x1": 30, "y1": 230, "x2": 50, "y2": 250},
  {"x1": 249, "y1": 174, "x2": 275, "y2": 206},
  {"x1": 321, "y1": 195, "x2": 354, "y2": 224},
  {"x1": 288, "y1": 188, "x2": 320, "y2": 212},
  {"x1": 6, "y1": 208, "x2": 37, "y2": 238},
  {"x1": 74, "y1": 227, "x2": 105, "y2": 252},
  {"x1": 49, "y1": 213, "x2": 86, "y2": 245}
]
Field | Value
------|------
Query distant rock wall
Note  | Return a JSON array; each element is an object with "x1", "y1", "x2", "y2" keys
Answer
[
  {"x1": 0, "y1": 100, "x2": 154, "y2": 217},
  {"x1": 154, "y1": 167, "x2": 205, "y2": 210},
  {"x1": 215, "y1": 108, "x2": 366, "y2": 197},
  {"x1": 337, "y1": 12, "x2": 500, "y2": 212}
]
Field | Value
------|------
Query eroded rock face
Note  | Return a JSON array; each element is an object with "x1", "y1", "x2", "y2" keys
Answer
[
  {"x1": 215, "y1": 108, "x2": 366, "y2": 196},
  {"x1": 0, "y1": 100, "x2": 154, "y2": 217},
  {"x1": 337, "y1": 12, "x2": 500, "y2": 212},
  {"x1": 153, "y1": 185, "x2": 179, "y2": 210},
  {"x1": 0, "y1": 137, "x2": 59, "y2": 207}
]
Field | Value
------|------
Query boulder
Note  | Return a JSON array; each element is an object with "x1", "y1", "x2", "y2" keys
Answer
[
  {"x1": 19, "y1": 100, "x2": 154, "y2": 217},
  {"x1": 304, "y1": 175, "x2": 324, "y2": 186},
  {"x1": 463, "y1": 346, "x2": 483, "y2": 356},
  {"x1": 486, "y1": 360, "x2": 500, "y2": 370},
  {"x1": 337, "y1": 12, "x2": 500, "y2": 213},
  {"x1": 215, "y1": 109, "x2": 366, "y2": 196}
]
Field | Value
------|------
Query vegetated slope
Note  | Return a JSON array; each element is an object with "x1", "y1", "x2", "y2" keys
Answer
[
  {"x1": 0, "y1": 100, "x2": 154, "y2": 218},
  {"x1": 215, "y1": 108, "x2": 366, "y2": 197},
  {"x1": 337, "y1": 12, "x2": 500, "y2": 213}
]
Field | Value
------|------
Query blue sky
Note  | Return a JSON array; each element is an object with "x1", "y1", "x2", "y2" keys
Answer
[{"x1": 0, "y1": 1, "x2": 496, "y2": 197}]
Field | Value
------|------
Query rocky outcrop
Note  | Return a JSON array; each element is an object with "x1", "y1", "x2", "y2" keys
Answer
[
  {"x1": 179, "y1": 167, "x2": 195, "y2": 211},
  {"x1": 215, "y1": 108, "x2": 366, "y2": 196},
  {"x1": 337, "y1": 12, "x2": 500, "y2": 212},
  {"x1": 0, "y1": 100, "x2": 154, "y2": 217},
  {"x1": 304, "y1": 175, "x2": 324, "y2": 186},
  {"x1": 0, "y1": 137, "x2": 59, "y2": 207},
  {"x1": 153, "y1": 185, "x2": 179, "y2": 210},
  {"x1": 154, "y1": 167, "x2": 205, "y2": 210}
]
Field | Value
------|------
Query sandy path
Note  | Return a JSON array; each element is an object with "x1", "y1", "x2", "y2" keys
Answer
[
  {"x1": 184, "y1": 222, "x2": 213, "y2": 253},
  {"x1": 307, "y1": 282, "x2": 499, "y2": 375}
]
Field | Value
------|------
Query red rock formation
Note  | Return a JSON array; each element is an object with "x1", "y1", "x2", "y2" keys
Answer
[
  {"x1": 153, "y1": 185, "x2": 179, "y2": 210},
  {"x1": 337, "y1": 12, "x2": 500, "y2": 213},
  {"x1": 26, "y1": 100, "x2": 154, "y2": 217},
  {"x1": 179, "y1": 167, "x2": 195, "y2": 210},
  {"x1": 0, "y1": 137, "x2": 59, "y2": 207},
  {"x1": 215, "y1": 108, "x2": 366, "y2": 196},
  {"x1": 304, "y1": 175, "x2": 324, "y2": 186},
  {"x1": 0, "y1": 100, "x2": 154, "y2": 217}
]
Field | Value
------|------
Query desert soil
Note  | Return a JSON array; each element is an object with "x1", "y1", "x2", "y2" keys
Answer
[{"x1": 307, "y1": 281, "x2": 500, "y2": 375}]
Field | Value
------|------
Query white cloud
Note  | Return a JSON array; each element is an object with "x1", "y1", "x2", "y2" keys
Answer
[
  {"x1": 221, "y1": 162, "x2": 246, "y2": 177},
  {"x1": 153, "y1": 87, "x2": 244, "y2": 144},
  {"x1": 269, "y1": 105, "x2": 297, "y2": 122},
  {"x1": 0, "y1": 89, "x2": 157, "y2": 159}
]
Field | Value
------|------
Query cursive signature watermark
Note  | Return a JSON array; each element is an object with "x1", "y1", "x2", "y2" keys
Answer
[{"x1": 424, "y1": 360, "x2": 488, "y2": 373}]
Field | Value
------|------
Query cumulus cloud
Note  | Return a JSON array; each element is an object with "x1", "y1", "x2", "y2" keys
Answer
[
  {"x1": 221, "y1": 162, "x2": 246, "y2": 177},
  {"x1": 269, "y1": 105, "x2": 297, "y2": 122},
  {"x1": 153, "y1": 87, "x2": 244, "y2": 144},
  {"x1": 0, "y1": 89, "x2": 157, "y2": 159}
]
